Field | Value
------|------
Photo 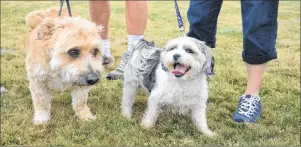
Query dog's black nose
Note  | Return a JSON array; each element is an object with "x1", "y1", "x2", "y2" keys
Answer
[
  {"x1": 173, "y1": 54, "x2": 181, "y2": 60},
  {"x1": 86, "y1": 73, "x2": 99, "y2": 85}
]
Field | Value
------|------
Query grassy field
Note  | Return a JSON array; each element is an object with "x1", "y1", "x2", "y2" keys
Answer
[{"x1": 1, "y1": 1, "x2": 300, "y2": 146}]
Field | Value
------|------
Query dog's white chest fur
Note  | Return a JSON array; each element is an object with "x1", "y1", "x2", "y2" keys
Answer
[{"x1": 151, "y1": 65, "x2": 208, "y2": 108}]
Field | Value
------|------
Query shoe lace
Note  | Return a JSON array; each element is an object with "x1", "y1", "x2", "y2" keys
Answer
[
  {"x1": 130, "y1": 43, "x2": 158, "y2": 75},
  {"x1": 237, "y1": 95, "x2": 261, "y2": 118}
]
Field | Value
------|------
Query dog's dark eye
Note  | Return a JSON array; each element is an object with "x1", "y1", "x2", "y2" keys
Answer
[
  {"x1": 68, "y1": 48, "x2": 80, "y2": 58},
  {"x1": 92, "y1": 48, "x2": 99, "y2": 57},
  {"x1": 185, "y1": 48, "x2": 194, "y2": 53}
]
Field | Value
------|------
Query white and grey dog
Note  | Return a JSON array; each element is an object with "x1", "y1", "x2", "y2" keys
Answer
[{"x1": 121, "y1": 37, "x2": 215, "y2": 137}]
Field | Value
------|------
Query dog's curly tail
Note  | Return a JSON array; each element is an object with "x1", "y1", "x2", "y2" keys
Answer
[{"x1": 25, "y1": 8, "x2": 69, "y2": 30}]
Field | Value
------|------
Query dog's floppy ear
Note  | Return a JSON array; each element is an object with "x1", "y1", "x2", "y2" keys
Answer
[
  {"x1": 160, "y1": 45, "x2": 169, "y2": 72},
  {"x1": 192, "y1": 38, "x2": 215, "y2": 76},
  {"x1": 36, "y1": 18, "x2": 57, "y2": 40}
]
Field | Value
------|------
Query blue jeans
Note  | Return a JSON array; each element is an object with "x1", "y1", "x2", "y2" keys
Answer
[{"x1": 187, "y1": 0, "x2": 279, "y2": 64}]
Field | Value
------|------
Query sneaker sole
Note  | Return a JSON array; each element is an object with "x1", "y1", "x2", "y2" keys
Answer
[{"x1": 103, "y1": 59, "x2": 115, "y2": 69}]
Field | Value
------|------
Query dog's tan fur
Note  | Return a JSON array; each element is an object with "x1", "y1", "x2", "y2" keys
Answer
[
  {"x1": 25, "y1": 8, "x2": 103, "y2": 124},
  {"x1": 25, "y1": 8, "x2": 71, "y2": 30}
]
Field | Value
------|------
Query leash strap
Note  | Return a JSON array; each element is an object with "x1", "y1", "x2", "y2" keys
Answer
[
  {"x1": 58, "y1": 0, "x2": 72, "y2": 17},
  {"x1": 174, "y1": 0, "x2": 185, "y2": 36}
]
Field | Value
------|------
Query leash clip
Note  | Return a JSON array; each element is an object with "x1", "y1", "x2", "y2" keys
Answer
[{"x1": 180, "y1": 26, "x2": 186, "y2": 37}]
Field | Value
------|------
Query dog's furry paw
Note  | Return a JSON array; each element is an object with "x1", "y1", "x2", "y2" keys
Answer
[
  {"x1": 33, "y1": 111, "x2": 50, "y2": 125},
  {"x1": 202, "y1": 129, "x2": 216, "y2": 137},
  {"x1": 74, "y1": 106, "x2": 96, "y2": 121},
  {"x1": 121, "y1": 108, "x2": 132, "y2": 119},
  {"x1": 140, "y1": 119, "x2": 155, "y2": 130},
  {"x1": 78, "y1": 113, "x2": 96, "y2": 121}
]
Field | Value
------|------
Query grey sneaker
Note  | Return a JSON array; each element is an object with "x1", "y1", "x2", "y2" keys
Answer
[
  {"x1": 106, "y1": 50, "x2": 132, "y2": 80},
  {"x1": 102, "y1": 56, "x2": 114, "y2": 67}
]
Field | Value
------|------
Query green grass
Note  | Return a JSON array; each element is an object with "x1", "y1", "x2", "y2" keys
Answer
[{"x1": 1, "y1": 1, "x2": 300, "y2": 146}]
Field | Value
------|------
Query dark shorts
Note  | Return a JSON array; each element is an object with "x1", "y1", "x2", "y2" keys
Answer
[{"x1": 187, "y1": 0, "x2": 279, "y2": 64}]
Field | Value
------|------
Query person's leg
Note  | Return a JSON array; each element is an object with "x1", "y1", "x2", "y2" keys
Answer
[
  {"x1": 126, "y1": 1, "x2": 148, "y2": 52},
  {"x1": 187, "y1": 0, "x2": 223, "y2": 48},
  {"x1": 233, "y1": 0, "x2": 279, "y2": 123},
  {"x1": 245, "y1": 64, "x2": 267, "y2": 94},
  {"x1": 89, "y1": 1, "x2": 113, "y2": 66},
  {"x1": 107, "y1": 1, "x2": 148, "y2": 80}
]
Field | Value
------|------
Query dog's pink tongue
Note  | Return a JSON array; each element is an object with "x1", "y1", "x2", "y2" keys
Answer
[{"x1": 172, "y1": 64, "x2": 187, "y2": 74}]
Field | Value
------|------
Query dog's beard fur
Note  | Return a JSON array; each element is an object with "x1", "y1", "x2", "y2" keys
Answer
[
  {"x1": 161, "y1": 37, "x2": 211, "y2": 80},
  {"x1": 50, "y1": 51, "x2": 103, "y2": 86}
]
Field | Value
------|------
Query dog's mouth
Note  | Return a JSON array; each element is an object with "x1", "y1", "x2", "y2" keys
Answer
[{"x1": 172, "y1": 62, "x2": 191, "y2": 78}]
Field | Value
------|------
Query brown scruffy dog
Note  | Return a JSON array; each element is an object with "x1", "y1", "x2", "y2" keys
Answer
[{"x1": 25, "y1": 8, "x2": 103, "y2": 124}]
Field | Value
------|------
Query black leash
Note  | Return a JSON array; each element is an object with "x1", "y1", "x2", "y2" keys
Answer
[{"x1": 58, "y1": 0, "x2": 72, "y2": 17}]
